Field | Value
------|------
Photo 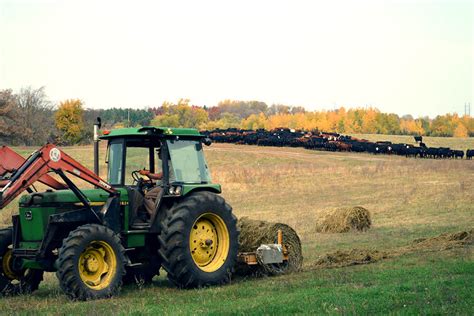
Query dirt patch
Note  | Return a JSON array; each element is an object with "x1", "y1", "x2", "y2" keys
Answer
[
  {"x1": 237, "y1": 217, "x2": 303, "y2": 274},
  {"x1": 316, "y1": 206, "x2": 372, "y2": 233},
  {"x1": 307, "y1": 229, "x2": 473, "y2": 270}
]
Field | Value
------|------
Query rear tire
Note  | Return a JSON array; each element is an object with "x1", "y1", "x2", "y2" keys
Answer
[
  {"x1": 158, "y1": 191, "x2": 239, "y2": 288},
  {"x1": 56, "y1": 224, "x2": 126, "y2": 300},
  {"x1": 0, "y1": 228, "x2": 43, "y2": 296}
]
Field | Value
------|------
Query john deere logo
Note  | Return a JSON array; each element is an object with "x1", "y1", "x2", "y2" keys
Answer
[
  {"x1": 165, "y1": 128, "x2": 173, "y2": 135},
  {"x1": 49, "y1": 148, "x2": 61, "y2": 162},
  {"x1": 25, "y1": 211, "x2": 33, "y2": 221}
]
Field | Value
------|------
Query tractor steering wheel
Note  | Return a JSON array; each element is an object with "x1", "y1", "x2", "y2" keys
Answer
[
  {"x1": 131, "y1": 170, "x2": 144, "y2": 183},
  {"x1": 131, "y1": 170, "x2": 153, "y2": 190}
]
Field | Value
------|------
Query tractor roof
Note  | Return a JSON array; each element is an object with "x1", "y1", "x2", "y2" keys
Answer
[{"x1": 99, "y1": 127, "x2": 204, "y2": 139}]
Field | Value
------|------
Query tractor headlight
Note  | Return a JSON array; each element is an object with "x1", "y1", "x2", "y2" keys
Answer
[{"x1": 168, "y1": 186, "x2": 182, "y2": 196}]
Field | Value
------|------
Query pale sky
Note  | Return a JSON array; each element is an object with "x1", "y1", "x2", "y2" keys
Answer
[{"x1": 0, "y1": 0, "x2": 472, "y2": 118}]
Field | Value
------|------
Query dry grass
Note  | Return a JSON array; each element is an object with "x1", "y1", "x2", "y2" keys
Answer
[
  {"x1": 205, "y1": 142, "x2": 474, "y2": 262},
  {"x1": 0, "y1": 138, "x2": 473, "y2": 306}
]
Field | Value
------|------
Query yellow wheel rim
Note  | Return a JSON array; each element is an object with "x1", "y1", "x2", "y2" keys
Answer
[
  {"x1": 2, "y1": 249, "x2": 18, "y2": 280},
  {"x1": 78, "y1": 241, "x2": 117, "y2": 290},
  {"x1": 190, "y1": 213, "x2": 230, "y2": 272}
]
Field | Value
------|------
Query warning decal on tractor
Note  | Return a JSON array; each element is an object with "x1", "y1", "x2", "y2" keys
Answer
[{"x1": 49, "y1": 148, "x2": 61, "y2": 162}]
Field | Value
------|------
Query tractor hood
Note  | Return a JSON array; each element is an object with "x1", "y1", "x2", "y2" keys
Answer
[{"x1": 19, "y1": 188, "x2": 128, "y2": 207}]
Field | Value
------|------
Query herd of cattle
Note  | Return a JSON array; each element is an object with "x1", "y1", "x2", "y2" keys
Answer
[{"x1": 202, "y1": 128, "x2": 474, "y2": 160}]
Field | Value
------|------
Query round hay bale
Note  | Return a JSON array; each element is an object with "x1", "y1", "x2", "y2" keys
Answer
[
  {"x1": 316, "y1": 206, "x2": 371, "y2": 233},
  {"x1": 236, "y1": 217, "x2": 303, "y2": 275}
]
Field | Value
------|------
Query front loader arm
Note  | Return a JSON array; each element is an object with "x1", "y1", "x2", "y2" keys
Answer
[
  {"x1": 0, "y1": 145, "x2": 66, "y2": 190},
  {"x1": 0, "y1": 144, "x2": 116, "y2": 209}
]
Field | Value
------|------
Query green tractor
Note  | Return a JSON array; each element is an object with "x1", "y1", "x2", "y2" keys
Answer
[{"x1": 0, "y1": 126, "x2": 240, "y2": 300}]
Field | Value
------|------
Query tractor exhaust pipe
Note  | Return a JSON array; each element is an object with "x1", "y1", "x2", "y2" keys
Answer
[{"x1": 93, "y1": 117, "x2": 102, "y2": 176}]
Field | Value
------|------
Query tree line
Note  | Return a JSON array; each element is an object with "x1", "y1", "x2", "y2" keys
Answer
[
  {"x1": 1, "y1": 87, "x2": 472, "y2": 146},
  {"x1": 153, "y1": 99, "x2": 474, "y2": 138},
  {"x1": 0, "y1": 87, "x2": 154, "y2": 145}
]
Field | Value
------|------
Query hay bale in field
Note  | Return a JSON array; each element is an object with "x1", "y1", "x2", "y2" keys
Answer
[
  {"x1": 237, "y1": 217, "x2": 303, "y2": 275},
  {"x1": 316, "y1": 206, "x2": 371, "y2": 233}
]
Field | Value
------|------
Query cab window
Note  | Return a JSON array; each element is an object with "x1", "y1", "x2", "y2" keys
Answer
[
  {"x1": 167, "y1": 140, "x2": 211, "y2": 184},
  {"x1": 107, "y1": 142, "x2": 124, "y2": 185},
  {"x1": 125, "y1": 147, "x2": 151, "y2": 185}
]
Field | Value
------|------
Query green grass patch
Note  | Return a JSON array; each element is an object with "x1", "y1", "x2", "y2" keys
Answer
[{"x1": 1, "y1": 248, "x2": 472, "y2": 315}]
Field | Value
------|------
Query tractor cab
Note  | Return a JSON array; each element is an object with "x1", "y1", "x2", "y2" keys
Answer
[{"x1": 100, "y1": 127, "x2": 219, "y2": 228}]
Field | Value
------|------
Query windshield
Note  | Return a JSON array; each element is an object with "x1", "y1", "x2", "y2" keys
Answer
[{"x1": 167, "y1": 140, "x2": 211, "y2": 184}]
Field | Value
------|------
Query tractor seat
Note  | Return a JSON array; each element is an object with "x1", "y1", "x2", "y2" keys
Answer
[{"x1": 127, "y1": 187, "x2": 151, "y2": 229}]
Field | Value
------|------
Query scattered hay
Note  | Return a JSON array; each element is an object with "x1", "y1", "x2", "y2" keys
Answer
[
  {"x1": 403, "y1": 229, "x2": 473, "y2": 253},
  {"x1": 307, "y1": 229, "x2": 473, "y2": 271},
  {"x1": 237, "y1": 217, "x2": 303, "y2": 275},
  {"x1": 311, "y1": 249, "x2": 389, "y2": 269},
  {"x1": 316, "y1": 206, "x2": 371, "y2": 233}
]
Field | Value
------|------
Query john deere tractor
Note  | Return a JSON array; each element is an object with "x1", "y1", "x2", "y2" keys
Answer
[{"x1": 0, "y1": 126, "x2": 240, "y2": 300}]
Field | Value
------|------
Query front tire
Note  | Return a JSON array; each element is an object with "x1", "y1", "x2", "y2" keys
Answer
[
  {"x1": 56, "y1": 224, "x2": 126, "y2": 300},
  {"x1": 0, "y1": 228, "x2": 43, "y2": 296},
  {"x1": 158, "y1": 191, "x2": 239, "y2": 288}
]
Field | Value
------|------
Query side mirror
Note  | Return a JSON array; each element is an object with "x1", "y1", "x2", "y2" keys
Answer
[
  {"x1": 203, "y1": 138, "x2": 212, "y2": 146},
  {"x1": 95, "y1": 117, "x2": 102, "y2": 129}
]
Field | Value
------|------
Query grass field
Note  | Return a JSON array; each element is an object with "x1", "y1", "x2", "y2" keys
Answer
[{"x1": 1, "y1": 137, "x2": 473, "y2": 314}]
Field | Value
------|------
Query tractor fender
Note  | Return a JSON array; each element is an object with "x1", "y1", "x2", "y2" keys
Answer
[{"x1": 183, "y1": 187, "x2": 221, "y2": 196}]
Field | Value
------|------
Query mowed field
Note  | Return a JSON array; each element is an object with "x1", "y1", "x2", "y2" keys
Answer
[{"x1": 1, "y1": 136, "x2": 473, "y2": 315}]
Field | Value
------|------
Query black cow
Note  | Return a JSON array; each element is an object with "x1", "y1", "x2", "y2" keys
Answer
[
  {"x1": 453, "y1": 150, "x2": 464, "y2": 159},
  {"x1": 304, "y1": 137, "x2": 327, "y2": 150},
  {"x1": 374, "y1": 142, "x2": 392, "y2": 154},
  {"x1": 466, "y1": 149, "x2": 474, "y2": 160}
]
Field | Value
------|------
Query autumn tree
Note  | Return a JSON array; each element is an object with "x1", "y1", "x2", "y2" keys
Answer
[
  {"x1": 202, "y1": 113, "x2": 241, "y2": 130},
  {"x1": 430, "y1": 114, "x2": 456, "y2": 136},
  {"x1": 55, "y1": 99, "x2": 85, "y2": 144},
  {"x1": 210, "y1": 100, "x2": 269, "y2": 119},
  {"x1": 453, "y1": 123, "x2": 468, "y2": 137},
  {"x1": 381, "y1": 113, "x2": 401, "y2": 135},
  {"x1": 151, "y1": 99, "x2": 209, "y2": 129},
  {"x1": 400, "y1": 118, "x2": 424, "y2": 135},
  {"x1": 459, "y1": 115, "x2": 474, "y2": 136},
  {"x1": 266, "y1": 104, "x2": 290, "y2": 116},
  {"x1": 241, "y1": 113, "x2": 267, "y2": 130}
]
